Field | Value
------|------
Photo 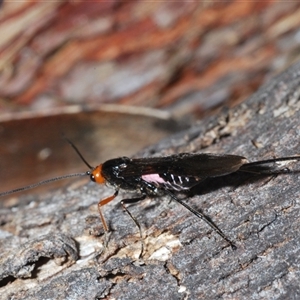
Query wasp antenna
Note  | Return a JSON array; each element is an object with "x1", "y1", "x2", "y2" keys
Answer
[
  {"x1": 64, "y1": 137, "x2": 94, "y2": 170},
  {"x1": 0, "y1": 172, "x2": 89, "y2": 197}
]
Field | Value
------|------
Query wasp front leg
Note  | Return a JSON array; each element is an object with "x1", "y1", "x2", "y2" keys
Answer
[
  {"x1": 97, "y1": 189, "x2": 119, "y2": 251},
  {"x1": 98, "y1": 189, "x2": 119, "y2": 231}
]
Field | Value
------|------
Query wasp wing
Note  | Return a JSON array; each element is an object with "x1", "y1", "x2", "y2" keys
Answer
[{"x1": 121, "y1": 153, "x2": 248, "y2": 178}]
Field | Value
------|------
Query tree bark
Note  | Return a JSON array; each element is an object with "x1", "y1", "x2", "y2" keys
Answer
[{"x1": 1, "y1": 61, "x2": 300, "y2": 299}]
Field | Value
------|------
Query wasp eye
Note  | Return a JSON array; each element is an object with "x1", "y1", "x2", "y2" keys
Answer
[{"x1": 90, "y1": 174, "x2": 95, "y2": 182}]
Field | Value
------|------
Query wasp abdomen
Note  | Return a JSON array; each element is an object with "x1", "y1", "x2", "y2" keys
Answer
[{"x1": 142, "y1": 173, "x2": 200, "y2": 191}]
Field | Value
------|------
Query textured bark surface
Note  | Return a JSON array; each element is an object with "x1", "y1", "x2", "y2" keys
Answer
[
  {"x1": 1, "y1": 1, "x2": 300, "y2": 120},
  {"x1": 1, "y1": 62, "x2": 300, "y2": 299}
]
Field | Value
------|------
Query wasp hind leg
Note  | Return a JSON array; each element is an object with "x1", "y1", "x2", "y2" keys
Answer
[{"x1": 165, "y1": 190, "x2": 237, "y2": 250}]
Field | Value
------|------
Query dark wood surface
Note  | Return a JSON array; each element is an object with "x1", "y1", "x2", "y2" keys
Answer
[{"x1": 1, "y1": 61, "x2": 300, "y2": 299}]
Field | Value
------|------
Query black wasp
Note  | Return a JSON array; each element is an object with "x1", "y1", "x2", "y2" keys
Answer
[{"x1": 1, "y1": 141, "x2": 300, "y2": 251}]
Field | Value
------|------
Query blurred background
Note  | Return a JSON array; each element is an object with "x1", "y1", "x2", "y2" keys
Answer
[{"x1": 1, "y1": 1, "x2": 300, "y2": 193}]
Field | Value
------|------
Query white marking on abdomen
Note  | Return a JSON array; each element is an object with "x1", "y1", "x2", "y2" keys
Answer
[{"x1": 142, "y1": 173, "x2": 196, "y2": 191}]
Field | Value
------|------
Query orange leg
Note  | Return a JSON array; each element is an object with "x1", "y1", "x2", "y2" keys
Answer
[{"x1": 98, "y1": 190, "x2": 118, "y2": 232}]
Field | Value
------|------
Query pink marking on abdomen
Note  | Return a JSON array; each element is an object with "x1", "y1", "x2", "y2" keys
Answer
[{"x1": 142, "y1": 174, "x2": 166, "y2": 184}]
